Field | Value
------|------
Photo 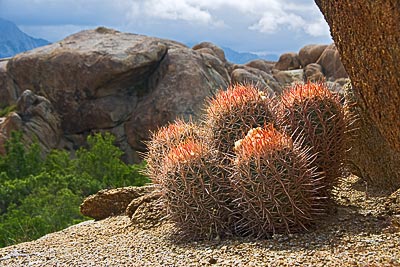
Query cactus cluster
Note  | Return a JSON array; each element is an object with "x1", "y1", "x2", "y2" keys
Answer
[{"x1": 146, "y1": 82, "x2": 347, "y2": 240}]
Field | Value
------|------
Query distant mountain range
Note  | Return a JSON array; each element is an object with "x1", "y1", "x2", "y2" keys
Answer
[
  {"x1": 0, "y1": 18, "x2": 50, "y2": 58},
  {"x1": 222, "y1": 47, "x2": 278, "y2": 64}
]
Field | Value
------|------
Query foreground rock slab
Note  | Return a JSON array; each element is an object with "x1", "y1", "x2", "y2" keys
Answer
[{"x1": 1, "y1": 176, "x2": 399, "y2": 267}]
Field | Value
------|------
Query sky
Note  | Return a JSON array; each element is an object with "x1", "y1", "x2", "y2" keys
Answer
[{"x1": 0, "y1": 0, "x2": 332, "y2": 55}]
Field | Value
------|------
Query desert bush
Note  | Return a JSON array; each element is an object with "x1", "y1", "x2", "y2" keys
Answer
[{"x1": 0, "y1": 131, "x2": 149, "y2": 247}]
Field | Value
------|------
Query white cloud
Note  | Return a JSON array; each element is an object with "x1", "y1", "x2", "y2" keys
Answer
[
  {"x1": 124, "y1": 0, "x2": 329, "y2": 37},
  {"x1": 304, "y1": 16, "x2": 330, "y2": 37},
  {"x1": 249, "y1": 11, "x2": 306, "y2": 33},
  {"x1": 1, "y1": 0, "x2": 332, "y2": 53},
  {"x1": 127, "y1": 0, "x2": 223, "y2": 27}
]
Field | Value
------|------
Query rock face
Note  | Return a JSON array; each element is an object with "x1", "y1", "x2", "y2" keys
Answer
[
  {"x1": 316, "y1": 44, "x2": 347, "y2": 81},
  {"x1": 0, "y1": 60, "x2": 17, "y2": 108},
  {"x1": 274, "y1": 52, "x2": 301, "y2": 71},
  {"x1": 0, "y1": 90, "x2": 63, "y2": 154},
  {"x1": 345, "y1": 85, "x2": 400, "y2": 191},
  {"x1": 0, "y1": 28, "x2": 230, "y2": 161},
  {"x1": 298, "y1": 44, "x2": 328, "y2": 67},
  {"x1": 315, "y1": 0, "x2": 400, "y2": 190},
  {"x1": 303, "y1": 63, "x2": 324, "y2": 82},
  {"x1": 230, "y1": 66, "x2": 278, "y2": 94},
  {"x1": 80, "y1": 185, "x2": 155, "y2": 220}
]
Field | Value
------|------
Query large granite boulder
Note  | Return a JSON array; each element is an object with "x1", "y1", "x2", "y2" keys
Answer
[
  {"x1": 298, "y1": 44, "x2": 328, "y2": 67},
  {"x1": 316, "y1": 0, "x2": 400, "y2": 190},
  {"x1": 274, "y1": 52, "x2": 301, "y2": 71},
  {"x1": 1, "y1": 28, "x2": 230, "y2": 162},
  {"x1": 316, "y1": 44, "x2": 348, "y2": 81},
  {"x1": 273, "y1": 69, "x2": 303, "y2": 88},
  {"x1": 230, "y1": 65, "x2": 281, "y2": 94},
  {"x1": 244, "y1": 59, "x2": 275, "y2": 74},
  {"x1": 303, "y1": 63, "x2": 324, "y2": 82},
  {"x1": 192, "y1": 42, "x2": 227, "y2": 63}
]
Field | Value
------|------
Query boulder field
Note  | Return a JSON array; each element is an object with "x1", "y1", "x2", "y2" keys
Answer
[{"x1": 0, "y1": 27, "x2": 346, "y2": 162}]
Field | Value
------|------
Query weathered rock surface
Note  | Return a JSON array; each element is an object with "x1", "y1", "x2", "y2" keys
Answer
[
  {"x1": 126, "y1": 190, "x2": 165, "y2": 229},
  {"x1": 298, "y1": 44, "x2": 328, "y2": 67},
  {"x1": 303, "y1": 63, "x2": 324, "y2": 82},
  {"x1": 0, "y1": 60, "x2": 17, "y2": 108},
  {"x1": 230, "y1": 65, "x2": 281, "y2": 94},
  {"x1": 1, "y1": 28, "x2": 230, "y2": 162},
  {"x1": 80, "y1": 185, "x2": 155, "y2": 220},
  {"x1": 316, "y1": 44, "x2": 348, "y2": 81},
  {"x1": 344, "y1": 83, "x2": 400, "y2": 191},
  {"x1": 0, "y1": 90, "x2": 63, "y2": 154},
  {"x1": 273, "y1": 69, "x2": 303, "y2": 88},
  {"x1": 274, "y1": 52, "x2": 301, "y2": 71},
  {"x1": 316, "y1": 0, "x2": 400, "y2": 190},
  {"x1": 244, "y1": 59, "x2": 275, "y2": 74},
  {"x1": 192, "y1": 42, "x2": 227, "y2": 64}
]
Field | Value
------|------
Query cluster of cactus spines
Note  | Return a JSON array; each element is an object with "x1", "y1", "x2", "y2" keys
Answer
[
  {"x1": 277, "y1": 82, "x2": 346, "y2": 196},
  {"x1": 231, "y1": 125, "x2": 324, "y2": 238},
  {"x1": 160, "y1": 139, "x2": 231, "y2": 240},
  {"x1": 204, "y1": 83, "x2": 276, "y2": 157},
  {"x1": 145, "y1": 119, "x2": 202, "y2": 184}
]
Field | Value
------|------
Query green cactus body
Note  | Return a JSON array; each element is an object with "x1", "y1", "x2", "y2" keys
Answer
[
  {"x1": 160, "y1": 140, "x2": 231, "y2": 240},
  {"x1": 204, "y1": 84, "x2": 275, "y2": 158},
  {"x1": 231, "y1": 126, "x2": 323, "y2": 238},
  {"x1": 278, "y1": 82, "x2": 346, "y2": 196}
]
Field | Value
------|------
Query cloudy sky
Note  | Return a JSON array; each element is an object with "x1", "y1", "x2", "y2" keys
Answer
[{"x1": 0, "y1": 0, "x2": 332, "y2": 55}]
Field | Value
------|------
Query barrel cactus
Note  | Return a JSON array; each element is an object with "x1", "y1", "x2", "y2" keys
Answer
[
  {"x1": 159, "y1": 139, "x2": 231, "y2": 240},
  {"x1": 145, "y1": 119, "x2": 201, "y2": 184},
  {"x1": 204, "y1": 83, "x2": 276, "y2": 158},
  {"x1": 231, "y1": 125, "x2": 324, "y2": 238},
  {"x1": 277, "y1": 82, "x2": 346, "y2": 196}
]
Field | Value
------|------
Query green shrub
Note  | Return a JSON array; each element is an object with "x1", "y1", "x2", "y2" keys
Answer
[
  {"x1": 0, "y1": 131, "x2": 43, "y2": 179},
  {"x1": 0, "y1": 131, "x2": 149, "y2": 248},
  {"x1": 0, "y1": 105, "x2": 16, "y2": 117}
]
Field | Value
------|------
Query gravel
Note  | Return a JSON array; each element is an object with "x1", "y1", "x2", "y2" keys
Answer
[{"x1": 0, "y1": 175, "x2": 399, "y2": 267}]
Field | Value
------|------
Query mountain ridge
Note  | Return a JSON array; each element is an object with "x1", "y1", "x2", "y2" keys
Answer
[{"x1": 0, "y1": 18, "x2": 50, "y2": 58}]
